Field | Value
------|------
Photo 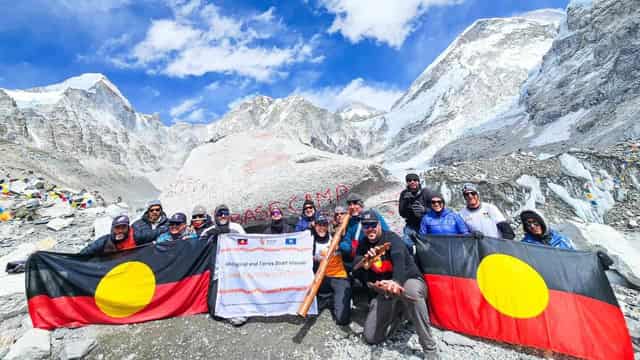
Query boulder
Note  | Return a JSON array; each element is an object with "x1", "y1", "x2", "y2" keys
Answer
[
  {"x1": 4, "y1": 328, "x2": 50, "y2": 360},
  {"x1": 47, "y1": 218, "x2": 74, "y2": 231},
  {"x1": 160, "y1": 132, "x2": 395, "y2": 225},
  {"x1": 61, "y1": 339, "x2": 96, "y2": 360}
]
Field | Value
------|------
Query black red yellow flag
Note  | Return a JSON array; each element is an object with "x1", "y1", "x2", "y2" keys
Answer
[
  {"x1": 416, "y1": 234, "x2": 633, "y2": 360},
  {"x1": 26, "y1": 238, "x2": 213, "y2": 330}
]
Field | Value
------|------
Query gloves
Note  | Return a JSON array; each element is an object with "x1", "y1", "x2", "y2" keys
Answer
[
  {"x1": 471, "y1": 230, "x2": 484, "y2": 239},
  {"x1": 596, "y1": 251, "x2": 614, "y2": 270},
  {"x1": 411, "y1": 202, "x2": 426, "y2": 218}
]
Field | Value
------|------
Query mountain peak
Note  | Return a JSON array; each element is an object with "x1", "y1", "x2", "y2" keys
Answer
[{"x1": 336, "y1": 102, "x2": 383, "y2": 121}]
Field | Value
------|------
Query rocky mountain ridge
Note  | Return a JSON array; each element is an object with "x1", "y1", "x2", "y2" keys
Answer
[{"x1": 434, "y1": 0, "x2": 640, "y2": 162}]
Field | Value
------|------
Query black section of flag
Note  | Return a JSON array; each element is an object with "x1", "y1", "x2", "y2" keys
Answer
[{"x1": 416, "y1": 234, "x2": 617, "y2": 306}]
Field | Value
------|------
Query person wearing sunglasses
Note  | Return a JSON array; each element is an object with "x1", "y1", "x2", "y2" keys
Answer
[
  {"x1": 202, "y1": 204, "x2": 247, "y2": 326},
  {"x1": 190, "y1": 204, "x2": 213, "y2": 237},
  {"x1": 340, "y1": 193, "x2": 390, "y2": 260},
  {"x1": 419, "y1": 193, "x2": 469, "y2": 235},
  {"x1": 354, "y1": 211, "x2": 438, "y2": 358},
  {"x1": 330, "y1": 206, "x2": 347, "y2": 236},
  {"x1": 520, "y1": 209, "x2": 573, "y2": 249},
  {"x1": 295, "y1": 199, "x2": 318, "y2": 232},
  {"x1": 157, "y1": 213, "x2": 197, "y2": 243},
  {"x1": 132, "y1": 199, "x2": 169, "y2": 244},
  {"x1": 312, "y1": 215, "x2": 351, "y2": 325},
  {"x1": 398, "y1": 173, "x2": 433, "y2": 250},
  {"x1": 264, "y1": 206, "x2": 294, "y2": 234},
  {"x1": 458, "y1": 183, "x2": 514, "y2": 240}
]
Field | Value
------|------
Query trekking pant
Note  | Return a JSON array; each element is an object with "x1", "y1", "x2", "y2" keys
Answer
[
  {"x1": 317, "y1": 277, "x2": 352, "y2": 325},
  {"x1": 363, "y1": 278, "x2": 436, "y2": 352}
]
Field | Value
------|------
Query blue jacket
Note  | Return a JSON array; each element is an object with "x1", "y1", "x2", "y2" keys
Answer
[
  {"x1": 419, "y1": 208, "x2": 469, "y2": 235},
  {"x1": 295, "y1": 213, "x2": 318, "y2": 232},
  {"x1": 157, "y1": 229, "x2": 197, "y2": 243},
  {"x1": 339, "y1": 209, "x2": 390, "y2": 258},
  {"x1": 522, "y1": 230, "x2": 573, "y2": 250}
]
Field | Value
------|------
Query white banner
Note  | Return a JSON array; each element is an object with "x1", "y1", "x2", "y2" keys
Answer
[{"x1": 215, "y1": 231, "x2": 318, "y2": 318}]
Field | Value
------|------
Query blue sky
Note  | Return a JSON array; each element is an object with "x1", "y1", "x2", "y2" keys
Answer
[{"x1": 0, "y1": 0, "x2": 569, "y2": 124}]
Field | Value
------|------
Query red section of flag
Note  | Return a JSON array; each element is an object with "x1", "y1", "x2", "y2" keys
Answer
[
  {"x1": 237, "y1": 239, "x2": 248, "y2": 246},
  {"x1": 29, "y1": 271, "x2": 210, "y2": 330},
  {"x1": 425, "y1": 274, "x2": 634, "y2": 360}
]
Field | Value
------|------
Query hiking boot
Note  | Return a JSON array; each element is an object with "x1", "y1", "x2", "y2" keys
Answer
[
  {"x1": 423, "y1": 347, "x2": 440, "y2": 360},
  {"x1": 229, "y1": 316, "x2": 248, "y2": 326}
]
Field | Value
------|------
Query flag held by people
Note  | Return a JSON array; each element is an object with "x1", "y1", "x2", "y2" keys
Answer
[
  {"x1": 26, "y1": 238, "x2": 213, "y2": 330},
  {"x1": 416, "y1": 234, "x2": 633, "y2": 360}
]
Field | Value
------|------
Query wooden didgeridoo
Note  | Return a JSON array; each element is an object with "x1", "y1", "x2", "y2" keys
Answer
[{"x1": 297, "y1": 213, "x2": 351, "y2": 317}]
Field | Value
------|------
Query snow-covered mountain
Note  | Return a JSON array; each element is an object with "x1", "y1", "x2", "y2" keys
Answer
[
  {"x1": 434, "y1": 0, "x2": 640, "y2": 162},
  {"x1": 365, "y1": 11, "x2": 563, "y2": 174},
  {"x1": 336, "y1": 102, "x2": 383, "y2": 122},
  {"x1": 206, "y1": 95, "x2": 370, "y2": 156},
  {"x1": 0, "y1": 73, "x2": 206, "y2": 199}
]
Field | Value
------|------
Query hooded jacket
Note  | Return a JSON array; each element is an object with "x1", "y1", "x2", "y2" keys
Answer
[
  {"x1": 295, "y1": 200, "x2": 318, "y2": 232},
  {"x1": 191, "y1": 214, "x2": 213, "y2": 237},
  {"x1": 199, "y1": 204, "x2": 246, "y2": 241},
  {"x1": 265, "y1": 218, "x2": 295, "y2": 234},
  {"x1": 132, "y1": 207, "x2": 169, "y2": 244},
  {"x1": 520, "y1": 209, "x2": 573, "y2": 249},
  {"x1": 419, "y1": 194, "x2": 469, "y2": 235}
]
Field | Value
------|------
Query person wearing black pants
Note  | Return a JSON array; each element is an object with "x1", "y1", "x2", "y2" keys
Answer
[{"x1": 312, "y1": 215, "x2": 352, "y2": 325}]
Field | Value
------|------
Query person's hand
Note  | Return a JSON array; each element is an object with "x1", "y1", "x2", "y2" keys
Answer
[
  {"x1": 366, "y1": 248, "x2": 377, "y2": 259},
  {"x1": 378, "y1": 280, "x2": 403, "y2": 295},
  {"x1": 471, "y1": 230, "x2": 484, "y2": 239},
  {"x1": 411, "y1": 202, "x2": 426, "y2": 217}
]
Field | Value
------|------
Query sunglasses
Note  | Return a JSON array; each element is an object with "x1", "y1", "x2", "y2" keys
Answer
[
  {"x1": 431, "y1": 200, "x2": 443, "y2": 205},
  {"x1": 192, "y1": 215, "x2": 205, "y2": 220},
  {"x1": 347, "y1": 201, "x2": 360, "y2": 205},
  {"x1": 316, "y1": 222, "x2": 329, "y2": 227},
  {"x1": 149, "y1": 207, "x2": 162, "y2": 213},
  {"x1": 271, "y1": 211, "x2": 282, "y2": 216},
  {"x1": 362, "y1": 222, "x2": 378, "y2": 230},
  {"x1": 526, "y1": 221, "x2": 541, "y2": 228},
  {"x1": 304, "y1": 206, "x2": 314, "y2": 210},
  {"x1": 335, "y1": 212, "x2": 346, "y2": 216},
  {"x1": 463, "y1": 192, "x2": 478, "y2": 197},
  {"x1": 169, "y1": 222, "x2": 184, "y2": 227},
  {"x1": 407, "y1": 179, "x2": 420, "y2": 183},
  {"x1": 217, "y1": 211, "x2": 230, "y2": 216}
]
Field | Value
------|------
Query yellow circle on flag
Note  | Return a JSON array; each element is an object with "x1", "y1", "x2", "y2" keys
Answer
[
  {"x1": 476, "y1": 254, "x2": 549, "y2": 319},
  {"x1": 95, "y1": 261, "x2": 156, "y2": 318}
]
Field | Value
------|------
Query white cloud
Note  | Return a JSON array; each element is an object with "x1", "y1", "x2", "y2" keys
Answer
[
  {"x1": 170, "y1": 96, "x2": 202, "y2": 117},
  {"x1": 183, "y1": 108, "x2": 206, "y2": 123},
  {"x1": 294, "y1": 78, "x2": 403, "y2": 111},
  {"x1": 319, "y1": 0, "x2": 462, "y2": 48},
  {"x1": 120, "y1": 3, "x2": 317, "y2": 81}
]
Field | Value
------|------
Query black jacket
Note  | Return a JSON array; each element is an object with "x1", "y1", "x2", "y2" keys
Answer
[
  {"x1": 398, "y1": 187, "x2": 433, "y2": 230},
  {"x1": 354, "y1": 230, "x2": 421, "y2": 285},
  {"x1": 264, "y1": 219, "x2": 295, "y2": 234},
  {"x1": 132, "y1": 211, "x2": 169, "y2": 244}
]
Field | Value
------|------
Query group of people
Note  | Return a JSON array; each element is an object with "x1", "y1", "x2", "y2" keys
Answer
[{"x1": 80, "y1": 174, "x2": 576, "y2": 359}]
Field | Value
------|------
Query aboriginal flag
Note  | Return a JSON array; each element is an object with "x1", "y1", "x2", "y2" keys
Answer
[
  {"x1": 416, "y1": 235, "x2": 633, "y2": 360},
  {"x1": 26, "y1": 238, "x2": 213, "y2": 330}
]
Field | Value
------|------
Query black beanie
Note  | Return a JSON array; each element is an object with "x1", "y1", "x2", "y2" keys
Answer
[{"x1": 405, "y1": 173, "x2": 420, "y2": 182}]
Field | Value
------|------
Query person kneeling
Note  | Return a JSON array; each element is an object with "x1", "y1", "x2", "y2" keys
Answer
[
  {"x1": 355, "y1": 211, "x2": 438, "y2": 359},
  {"x1": 312, "y1": 215, "x2": 351, "y2": 325}
]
